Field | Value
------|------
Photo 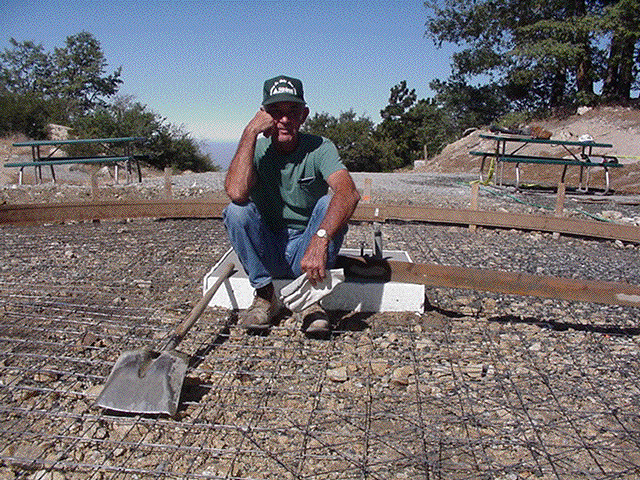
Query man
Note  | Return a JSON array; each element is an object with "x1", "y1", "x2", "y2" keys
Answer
[{"x1": 223, "y1": 75, "x2": 360, "y2": 336}]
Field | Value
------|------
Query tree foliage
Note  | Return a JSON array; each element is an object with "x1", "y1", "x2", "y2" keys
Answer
[
  {"x1": 425, "y1": 0, "x2": 639, "y2": 112},
  {"x1": 0, "y1": 90, "x2": 59, "y2": 139},
  {"x1": 303, "y1": 110, "x2": 387, "y2": 171},
  {"x1": 1, "y1": 32, "x2": 121, "y2": 119},
  {"x1": 71, "y1": 96, "x2": 216, "y2": 172},
  {"x1": 430, "y1": 78, "x2": 510, "y2": 131},
  {"x1": 377, "y1": 81, "x2": 457, "y2": 169},
  {"x1": 52, "y1": 32, "x2": 123, "y2": 119},
  {"x1": 303, "y1": 82, "x2": 458, "y2": 172},
  {"x1": 601, "y1": 0, "x2": 640, "y2": 101},
  {"x1": 0, "y1": 39, "x2": 53, "y2": 95}
]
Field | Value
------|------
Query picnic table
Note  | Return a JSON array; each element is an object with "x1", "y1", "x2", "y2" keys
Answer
[
  {"x1": 6, "y1": 136, "x2": 148, "y2": 185},
  {"x1": 470, "y1": 133, "x2": 622, "y2": 194}
]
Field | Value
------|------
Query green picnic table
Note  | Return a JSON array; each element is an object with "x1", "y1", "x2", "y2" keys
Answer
[
  {"x1": 470, "y1": 134, "x2": 622, "y2": 193},
  {"x1": 6, "y1": 137, "x2": 147, "y2": 185}
]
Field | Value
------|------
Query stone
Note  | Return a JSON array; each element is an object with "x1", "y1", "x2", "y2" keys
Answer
[
  {"x1": 327, "y1": 366, "x2": 348, "y2": 383},
  {"x1": 390, "y1": 365, "x2": 413, "y2": 386}
]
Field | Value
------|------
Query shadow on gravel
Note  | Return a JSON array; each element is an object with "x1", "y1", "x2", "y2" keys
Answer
[
  {"x1": 425, "y1": 301, "x2": 467, "y2": 319},
  {"x1": 189, "y1": 311, "x2": 238, "y2": 368},
  {"x1": 490, "y1": 314, "x2": 640, "y2": 336},
  {"x1": 333, "y1": 311, "x2": 372, "y2": 333}
]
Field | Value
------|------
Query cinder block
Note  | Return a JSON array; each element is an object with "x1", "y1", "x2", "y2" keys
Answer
[{"x1": 204, "y1": 248, "x2": 425, "y2": 312}]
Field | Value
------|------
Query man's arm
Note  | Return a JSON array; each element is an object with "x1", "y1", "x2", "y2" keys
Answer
[
  {"x1": 225, "y1": 109, "x2": 275, "y2": 203},
  {"x1": 300, "y1": 169, "x2": 361, "y2": 285}
]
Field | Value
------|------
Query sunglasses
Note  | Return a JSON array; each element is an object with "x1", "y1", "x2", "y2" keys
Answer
[{"x1": 265, "y1": 105, "x2": 305, "y2": 119}]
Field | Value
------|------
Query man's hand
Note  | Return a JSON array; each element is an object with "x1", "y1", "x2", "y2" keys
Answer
[
  {"x1": 299, "y1": 169, "x2": 361, "y2": 286},
  {"x1": 248, "y1": 108, "x2": 276, "y2": 138},
  {"x1": 300, "y1": 235, "x2": 329, "y2": 286}
]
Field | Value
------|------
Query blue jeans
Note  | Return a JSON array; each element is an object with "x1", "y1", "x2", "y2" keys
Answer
[{"x1": 223, "y1": 195, "x2": 346, "y2": 289}]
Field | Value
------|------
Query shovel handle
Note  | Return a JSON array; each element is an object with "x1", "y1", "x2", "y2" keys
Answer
[{"x1": 165, "y1": 262, "x2": 235, "y2": 350}]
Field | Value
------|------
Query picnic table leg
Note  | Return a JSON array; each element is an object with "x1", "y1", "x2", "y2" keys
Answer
[
  {"x1": 33, "y1": 146, "x2": 42, "y2": 184},
  {"x1": 560, "y1": 165, "x2": 570, "y2": 188},
  {"x1": 577, "y1": 165, "x2": 588, "y2": 193},
  {"x1": 584, "y1": 166, "x2": 591, "y2": 192},
  {"x1": 125, "y1": 158, "x2": 132, "y2": 183},
  {"x1": 603, "y1": 167, "x2": 610, "y2": 195},
  {"x1": 495, "y1": 140, "x2": 502, "y2": 186}
]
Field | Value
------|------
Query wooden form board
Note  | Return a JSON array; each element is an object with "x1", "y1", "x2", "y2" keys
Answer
[
  {"x1": 340, "y1": 256, "x2": 640, "y2": 308},
  {"x1": 1, "y1": 199, "x2": 638, "y2": 243}
]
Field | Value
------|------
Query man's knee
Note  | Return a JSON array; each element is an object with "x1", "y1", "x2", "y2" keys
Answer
[{"x1": 223, "y1": 201, "x2": 259, "y2": 228}]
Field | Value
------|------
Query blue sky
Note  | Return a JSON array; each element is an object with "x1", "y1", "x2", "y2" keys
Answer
[{"x1": 2, "y1": 0, "x2": 459, "y2": 143}]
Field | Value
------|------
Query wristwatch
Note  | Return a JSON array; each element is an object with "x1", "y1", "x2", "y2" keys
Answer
[{"x1": 316, "y1": 228, "x2": 328, "y2": 239}]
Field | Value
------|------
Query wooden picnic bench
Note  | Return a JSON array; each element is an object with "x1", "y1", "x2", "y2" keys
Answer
[
  {"x1": 6, "y1": 137, "x2": 147, "y2": 185},
  {"x1": 471, "y1": 134, "x2": 622, "y2": 194}
]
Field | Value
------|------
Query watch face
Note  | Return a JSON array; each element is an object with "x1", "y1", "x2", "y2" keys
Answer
[{"x1": 316, "y1": 229, "x2": 327, "y2": 238}]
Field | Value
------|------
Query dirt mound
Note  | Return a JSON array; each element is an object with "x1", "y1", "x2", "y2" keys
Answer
[{"x1": 419, "y1": 106, "x2": 640, "y2": 194}]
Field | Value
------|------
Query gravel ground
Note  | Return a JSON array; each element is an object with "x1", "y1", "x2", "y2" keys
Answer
[{"x1": 1, "y1": 172, "x2": 640, "y2": 479}]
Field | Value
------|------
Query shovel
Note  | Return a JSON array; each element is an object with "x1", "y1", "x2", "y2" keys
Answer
[{"x1": 96, "y1": 262, "x2": 235, "y2": 416}]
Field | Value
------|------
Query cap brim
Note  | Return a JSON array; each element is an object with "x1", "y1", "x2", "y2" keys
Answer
[{"x1": 262, "y1": 94, "x2": 306, "y2": 106}]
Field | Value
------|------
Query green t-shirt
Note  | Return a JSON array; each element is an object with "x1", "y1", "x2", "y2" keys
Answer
[{"x1": 251, "y1": 133, "x2": 346, "y2": 230}]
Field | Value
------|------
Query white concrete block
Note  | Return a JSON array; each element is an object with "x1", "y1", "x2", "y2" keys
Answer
[{"x1": 204, "y1": 248, "x2": 425, "y2": 313}]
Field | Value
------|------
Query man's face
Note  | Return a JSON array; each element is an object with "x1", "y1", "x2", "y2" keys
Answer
[{"x1": 264, "y1": 101, "x2": 309, "y2": 149}]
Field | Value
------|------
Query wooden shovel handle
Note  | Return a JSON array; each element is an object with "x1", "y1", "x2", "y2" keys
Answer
[{"x1": 166, "y1": 262, "x2": 235, "y2": 350}]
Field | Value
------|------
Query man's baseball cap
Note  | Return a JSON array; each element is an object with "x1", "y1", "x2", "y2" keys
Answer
[{"x1": 262, "y1": 76, "x2": 306, "y2": 106}]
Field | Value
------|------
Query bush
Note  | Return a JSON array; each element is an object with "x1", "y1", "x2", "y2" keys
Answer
[
  {"x1": 0, "y1": 92, "x2": 50, "y2": 139},
  {"x1": 303, "y1": 110, "x2": 389, "y2": 171},
  {"x1": 150, "y1": 125, "x2": 213, "y2": 172},
  {"x1": 71, "y1": 96, "x2": 216, "y2": 172}
]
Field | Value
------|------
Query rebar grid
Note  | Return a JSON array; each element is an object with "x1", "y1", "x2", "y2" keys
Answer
[{"x1": 1, "y1": 219, "x2": 639, "y2": 479}]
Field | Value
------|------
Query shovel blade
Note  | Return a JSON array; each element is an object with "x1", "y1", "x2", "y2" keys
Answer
[{"x1": 96, "y1": 347, "x2": 188, "y2": 416}]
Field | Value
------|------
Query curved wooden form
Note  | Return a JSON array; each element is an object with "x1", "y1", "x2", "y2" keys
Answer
[{"x1": 1, "y1": 200, "x2": 637, "y2": 244}]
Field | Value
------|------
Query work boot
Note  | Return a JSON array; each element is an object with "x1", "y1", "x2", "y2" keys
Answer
[
  {"x1": 239, "y1": 284, "x2": 280, "y2": 332},
  {"x1": 301, "y1": 303, "x2": 331, "y2": 339}
]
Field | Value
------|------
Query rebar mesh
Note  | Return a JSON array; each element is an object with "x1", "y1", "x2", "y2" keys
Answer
[{"x1": 1, "y1": 218, "x2": 639, "y2": 479}]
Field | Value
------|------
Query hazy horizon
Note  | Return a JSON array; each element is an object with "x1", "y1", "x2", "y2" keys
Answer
[{"x1": 199, "y1": 139, "x2": 237, "y2": 171}]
